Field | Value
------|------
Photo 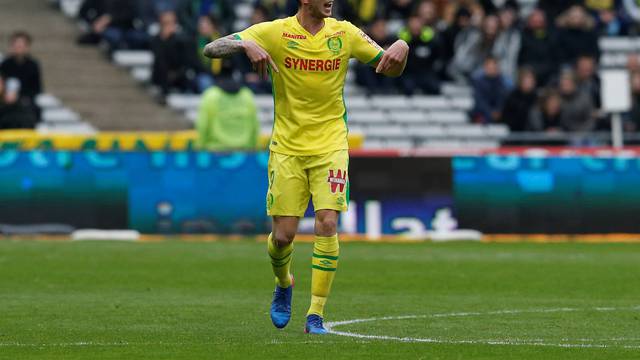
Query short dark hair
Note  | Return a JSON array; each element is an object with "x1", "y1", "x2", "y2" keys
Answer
[{"x1": 10, "y1": 31, "x2": 32, "y2": 45}]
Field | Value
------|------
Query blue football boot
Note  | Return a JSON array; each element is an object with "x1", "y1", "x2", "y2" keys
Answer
[
  {"x1": 270, "y1": 275, "x2": 293, "y2": 329},
  {"x1": 304, "y1": 314, "x2": 328, "y2": 334}
]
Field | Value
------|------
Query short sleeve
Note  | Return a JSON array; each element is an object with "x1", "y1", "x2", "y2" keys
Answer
[
  {"x1": 234, "y1": 21, "x2": 277, "y2": 52},
  {"x1": 345, "y1": 21, "x2": 384, "y2": 65}
]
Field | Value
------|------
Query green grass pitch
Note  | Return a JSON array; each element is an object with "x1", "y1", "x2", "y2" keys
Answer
[{"x1": 0, "y1": 240, "x2": 639, "y2": 359}]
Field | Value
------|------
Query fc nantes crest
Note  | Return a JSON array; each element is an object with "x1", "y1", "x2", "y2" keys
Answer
[{"x1": 327, "y1": 37, "x2": 342, "y2": 55}]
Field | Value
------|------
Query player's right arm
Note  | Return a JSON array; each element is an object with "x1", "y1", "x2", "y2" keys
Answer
[{"x1": 203, "y1": 22, "x2": 280, "y2": 80}]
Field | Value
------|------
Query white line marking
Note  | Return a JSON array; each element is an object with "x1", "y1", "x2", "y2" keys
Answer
[{"x1": 326, "y1": 306, "x2": 640, "y2": 349}]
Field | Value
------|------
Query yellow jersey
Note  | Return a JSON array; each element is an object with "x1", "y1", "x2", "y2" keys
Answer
[{"x1": 235, "y1": 16, "x2": 383, "y2": 155}]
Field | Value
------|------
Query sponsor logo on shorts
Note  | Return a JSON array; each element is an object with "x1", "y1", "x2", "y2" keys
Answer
[{"x1": 327, "y1": 169, "x2": 347, "y2": 193}]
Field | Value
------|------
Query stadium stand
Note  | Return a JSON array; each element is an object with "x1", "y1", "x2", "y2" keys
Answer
[{"x1": 27, "y1": 0, "x2": 640, "y2": 147}]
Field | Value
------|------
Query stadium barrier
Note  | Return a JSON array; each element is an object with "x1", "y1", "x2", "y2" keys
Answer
[
  {"x1": 0, "y1": 130, "x2": 365, "y2": 151},
  {"x1": 1, "y1": 146, "x2": 640, "y2": 236}
]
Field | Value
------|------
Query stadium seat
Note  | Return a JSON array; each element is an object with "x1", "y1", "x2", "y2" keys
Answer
[
  {"x1": 427, "y1": 111, "x2": 468, "y2": 124},
  {"x1": 449, "y1": 97, "x2": 474, "y2": 110},
  {"x1": 406, "y1": 125, "x2": 446, "y2": 138},
  {"x1": 365, "y1": 124, "x2": 408, "y2": 137},
  {"x1": 600, "y1": 53, "x2": 627, "y2": 68},
  {"x1": 344, "y1": 96, "x2": 370, "y2": 110},
  {"x1": 35, "y1": 94, "x2": 62, "y2": 109},
  {"x1": 37, "y1": 122, "x2": 96, "y2": 134},
  {"x1": 388, "y1": 110, "x2": 427, "y2": 124},
  {"x1": 485, "y1": 124, "x2": 510, "y2": 138},
  {"x1": 598, "y1": 37, "x2": 634, "y2": 53},
  {"x1": 445, "y1": 125, "x2": 487, "y2": 138},
  {"x1": 348, "y1": 110, "x2": 387, "y2": 124},
  {"x1": 441, "y1": 83, "x2": 473, "y2": 96},
  {"x1": 167, "y1": 94, "x2": 201, "y2": 111},
  {"x1": 42, "y1": 108, "x2": 81, "y2": 123},
  {"x1": 112, "y1": 51, "x2": 154, "y2": 68},
  {"x1": 370, "y1": 95, "x2": 410, "y2": 109},
  {"x1": 131, "y1": 67, "x2": 152, "y2": 83},
  {"x1": 410, "y1": 96, "x2": 450, "y2": 110},
  {"x1": 254, "y1": 95, "x2": 275, "y2": 110},
  {"x1": 185, "y1": 110, "x2": 198, "y2": 123}
]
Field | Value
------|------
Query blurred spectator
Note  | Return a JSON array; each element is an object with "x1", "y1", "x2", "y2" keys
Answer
[
  {"x1": 397, "y1": 11, "x2": 442, "y2": 95},
  {"x1": 537, "y1": 0, "x2": 581, "y2": 21},
  {"x1": 354, "y1": 18, "x2": 395, "y2": 94},
  {"x1": 76, "y1": 0, "x2": 149, "y2": 52},
  {"x1": 557, "y1": 69, "x2": 595, "y2": 132},
  {"x1": 196, "y1": 61, "x2": 259, "y2": 150},
  {"x1": 502, "y1": 67, "x2": 537, "y2": 131},
  {"x1": 555, "y1": 5, "x2": 600, "y2": 66},
  {"x1": 471, "y1": 56, "x2": 513, "y2": 123},
  {"x1": 627, "y1": 53, "x2": 640, "y2": 73},
  {"x1": 478, "y1": 0, "x2": 519, "y2": 14},
  {"x1": 575, "y1": 55, "x2": 601, "y2": 108},
  {"x1": 441, "y1": 0, "x2": 484, "y2": 25},
  {"x1": 237, "y1": 6, "x2": 273, "y2": 94},
  {"x1": 623, "y1": 0, "x2": 640, "y2": 27},
  {"x1": 623, "y1": 71, "x2": 640, "y2": 132},
  {"x1": 387, "y1": 0, "x2": 417, "y2": 20},
  {"x1": 338, "y1": 0, "x2": 380, "y2": 26},
  {"x1": 449, "y1": 14, "x2": 501, "y2": 82},
  {"x1": 518, "y1": 9, "x2": 558, "y2": 86},
  {"x1": 176, "y1": 0, "x2": 237, "y2": 35},
  {"x1": 0, "y1": 76, "x2": 38, "y2": 129},
  {"x1": 493, "y1": 5, "x2": 521, "y2": 82},
  {"x1": 586, "y1": 0, "x2": 629, "y2": 36},
  {"x1": 254, "y1": 0, "x2": 297, "y2": 20},
  {"x1": 0, "y1": 31, "x2": 42, "y2": 121},
  {"x1": 528, "y1": 88, "x2": 564, "y2": 132},
  {"x1": 197, "y1": 15, "x2": 223, "y2": 78},
  {"x1": 151, "y1": 11, "x2": 207, "y2": 98},
  {"x1": 440, "y1": 7, "x2": 472, "y2": 78}
]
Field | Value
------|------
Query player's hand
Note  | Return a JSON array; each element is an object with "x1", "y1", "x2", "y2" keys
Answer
[
  {"x1": 242, "y1": 40, "x2": 279, "y2": 80},
  {"x1": 375, "y1": 40, "x2": 409, "y2": 75}
]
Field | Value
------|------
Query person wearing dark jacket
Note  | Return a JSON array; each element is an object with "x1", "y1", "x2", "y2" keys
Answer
[
  {"x1": 0, "y1": 31, "x2": 42, "y2": 121},
  {"x1": 555, "y1": 5, "x2": 600, "y2": 66},
  {"x1": 502, "y1": 68, "x2": 537, "y2": 131},
  {"x1": 471, "y1": 56, "x2": 513, "y2": 123},
  {"x1": 151, "y1": 11, "x2": 204, "y2": 97},
  {"x1": 76, "y1": 0, "x2": 148, "y2": 51},
  {"x1": 397, "y1": 13, "x2": 442, "y2": 95},
  {"x1": 354, "y1": 18, "x2": 395, "y2": 94},
  {"x1": 528, "y1": 88, "x2": 564, "y2": 132},
  {"x1": 517, "y1": 9, "x2": 558, "y2": 86},
  {"x1": 439, "y1": 7, "x2": 472, "y2": 79}
]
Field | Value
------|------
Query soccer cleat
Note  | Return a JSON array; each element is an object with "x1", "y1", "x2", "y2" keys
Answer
[
  {"x1": 270, "y1": 275, "x2": 294, "y2": 329},
  {"x1": 304, "y1": 314, "x2": 328, "y2": 334}
]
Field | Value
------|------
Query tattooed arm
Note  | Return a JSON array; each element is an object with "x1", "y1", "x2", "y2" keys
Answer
[{"x1": 203, "y1": 35, "x2": 279, "y2": 79}]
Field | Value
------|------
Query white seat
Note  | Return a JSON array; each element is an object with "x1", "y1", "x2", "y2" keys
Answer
[
  {"x1": 599, "y1": 37, "x2": 634, "y2": 53},
  {"x1": 407, "y1": 125, "x2": 446, "y2": 138},
  {"x1": 441, "y1": 83, "x2": 472, "y2": 96},
  {"x1": 363, "y1": 138, "x2": 385, "y2": 149},
  {"x1": 420, "y1": 139, "x2": 465, "y2": 148},
  {"x1": 485, "y1": 124, "x2": 510, "y2": 138},
  {"x1": 449, "y1": 97, "x2": 474, "y2": 110},
  {"x1": 388, "y1": 111, "x2": 426, "y2": 124},
  {"x1": 348, "y1": 110, "x2": 387, "y2": 124},
  {"x1": 185, "y1": 110, "x2": 198, "y2": 123},
  {"x1": 410, "y1": 96, "x2": 450, "y2": 110},
  {"x1": 42, "y1": 108, "x2": 81, "y2": 123},
  {"x1": 254, "y1": 95, "x2": 274, "y2": 109},
  {"x1": 365, "y1": 125, "x2": 407, "y2": 137},
  {"x1": 235, "y1": 3, "x2": 253, "y2": 18},
  {"x1": 131, "y1": 67, "x2": 152, "y2": 83},
  {"x1": 600, "y1": 53, "x2": 627, "y2": 68},
  {"x1": 344, "y1": 96, "x2": 370, "y2": 110},
  {"x1": 446, "y1": 125, "x2": 486, "y2": 138},
  {"x1": 36, "y1": 94, "x2": 61, "y2": 109},
  {"x1": 37, "y1": 122, "x2": 96, "y2": 134},
  {"x1": 384, "y1": 139, "x2": 414, "y2": 149},
  {"x1": 427, "y1": 111, "x2": 468, "y2": 124},
  {"x1": 370, "y1": 95, "x2": 410, "y2": 109},
  {"x1": 167, "y1": 94, "x2": 201, "y2": 110},
  {"x1": 258, "y1": 111, "x2": 274, "y2": 124},
  {"x1": 112, "y1": 51, "x2": 154, "y2": 67},
  {"x1": 463, "y1": 140, "x2": 500, "y2": 148}
]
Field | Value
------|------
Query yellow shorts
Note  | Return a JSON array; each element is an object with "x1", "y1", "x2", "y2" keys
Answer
[{"x1": 266, "y1": 150, "x2": 349, "y2": 217}]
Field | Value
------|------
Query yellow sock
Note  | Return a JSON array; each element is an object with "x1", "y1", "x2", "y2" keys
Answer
[
  {"x1": 267, "y1": 233, "x2": 293, "y2": 288},
  {"x1": 307, "y1": 234, "x2": 339, "y2": 317}
]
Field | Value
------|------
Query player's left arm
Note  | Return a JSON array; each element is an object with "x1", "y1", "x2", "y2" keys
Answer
[
  {"x1": 347, "y1": 22, "x2": 409, "y2": 78},
  {"x1": 371, "y1": 40, "x2": 409, "y2": 78}
]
